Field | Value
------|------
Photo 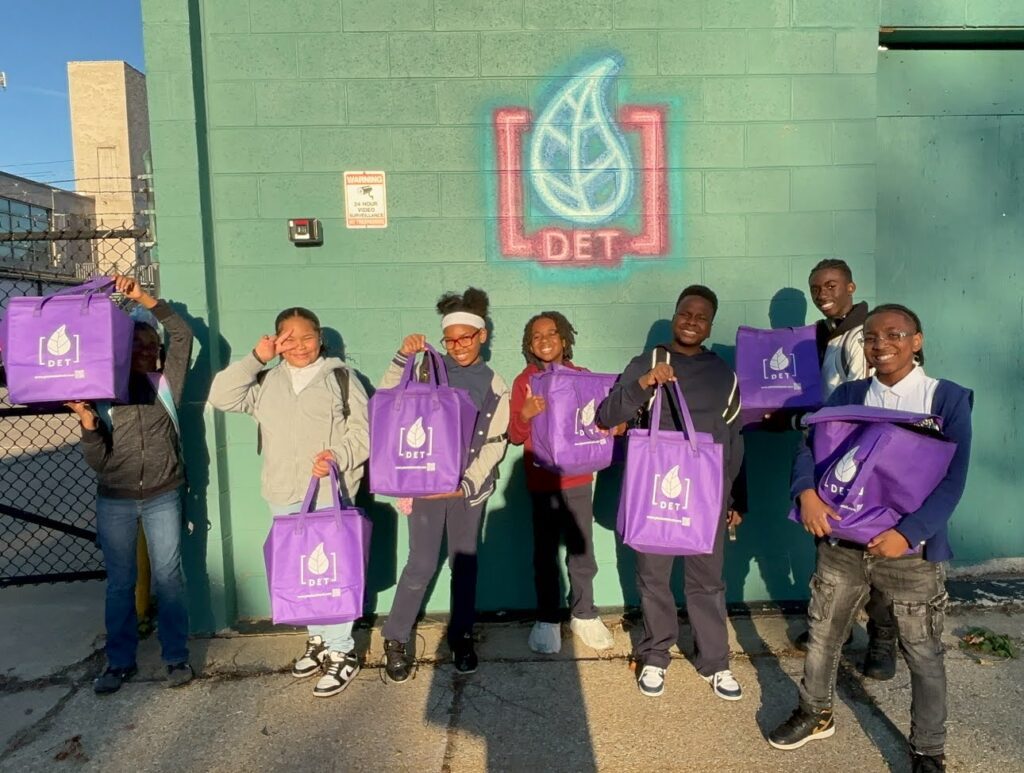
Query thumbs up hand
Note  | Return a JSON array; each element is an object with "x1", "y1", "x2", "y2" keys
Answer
[{"x1": 520, "y1": 383, "x2": 546, "y2": 422}]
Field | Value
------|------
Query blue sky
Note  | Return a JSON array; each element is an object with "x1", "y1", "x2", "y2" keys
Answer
[{"x1": 0, "y1": 0, "x2": 145, "y2": 189}]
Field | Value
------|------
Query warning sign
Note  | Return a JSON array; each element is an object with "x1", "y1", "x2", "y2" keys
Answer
[{"x1": 344, "y1": 171, "x2": 387, "y2": 229}]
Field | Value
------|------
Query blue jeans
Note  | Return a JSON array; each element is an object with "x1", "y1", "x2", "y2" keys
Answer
[
  {"x1": 96, "y1": 489, "x2": 190, "y2": 668},
  {"x1": 800, "y1": 540, "x2": 948, "y2": 756},
  {"x1": 269, "y1": 501, "x2": 355, "y2": 654}
]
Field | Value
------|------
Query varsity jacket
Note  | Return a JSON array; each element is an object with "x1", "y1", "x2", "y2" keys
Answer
[
  {"x1": 79, "y1": 300, "x2": 192, "y2": 500},
  {"x1": 381, "y1": 352, "x2": 510, "y2": 507},
  {"x1": 597, "y1": 346, "x2": 744, "y2": 512},
  {"x1": 208, "y1": 354, "x2": 369, "y2": 506},
  {"x1": 791, "y1": 377, "x2": 974, "y2": 562}
]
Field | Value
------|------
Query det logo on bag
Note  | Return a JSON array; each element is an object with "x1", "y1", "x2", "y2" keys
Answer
[
  {"x1": 763, "y1": 347, "x2": 798, "y2": 382},
  {"x1": 39, "y1": 324, "x2": 82, "y2": 372},
  {"x1": 398, "y1": 416, "x2": 434, "y2": 464},
  {"x1": 820, "y1": 445, "x2": 866, "y2": 513},
  {"x1": 300, "y1": 542, "x2": 341, "y2": 594},
  {"x1": 648, "y1": 465, "x2": 692, "y2": 524}
]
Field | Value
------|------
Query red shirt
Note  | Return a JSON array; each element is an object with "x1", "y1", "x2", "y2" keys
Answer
[{"x1": 508, "y1": 361, "x2": 594, "y2": 493}]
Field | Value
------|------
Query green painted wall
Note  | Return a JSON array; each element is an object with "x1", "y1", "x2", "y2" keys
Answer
[{"x1": 140, "y1": 0, "x2": 1022, "y2": 630}]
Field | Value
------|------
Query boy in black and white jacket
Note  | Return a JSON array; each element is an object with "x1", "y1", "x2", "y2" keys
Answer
[{"x1": 598, "y1": 285, "x2": 744, "y2": 700}]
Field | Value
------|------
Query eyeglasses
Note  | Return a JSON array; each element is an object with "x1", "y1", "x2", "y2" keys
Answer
[
  {"x1": 440, "y1": 330, "x2": 481, "y2": 349},
  {"x1": 863, "y1": 331, "x2": 912, "y2": 346}
]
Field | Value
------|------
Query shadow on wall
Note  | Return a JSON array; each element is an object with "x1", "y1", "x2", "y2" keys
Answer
[{"x1": 169, "y1": 302, "x2": 226, "y2": 634}]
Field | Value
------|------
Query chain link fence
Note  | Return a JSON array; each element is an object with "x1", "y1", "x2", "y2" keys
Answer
[{"x1": 0, "y1": 221, "x2": 154, "y2": 586}]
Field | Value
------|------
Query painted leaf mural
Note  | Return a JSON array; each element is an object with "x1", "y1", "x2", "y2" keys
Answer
[
  {"x1": 769, "y1": 347, "x2": 791, "y2": 372},
  {"x1": 661, "y1": 465, "x2": 683, "y2": 499},
  {"x1": 407, "y1": 417, "x2": 427, "y2": 449},
  {"x1": 307, "y1": 543, "x2": 329, "y2": 576},
  {"x1": 529, "y1": 56, "x2": 634, "y2": 225},
  {"x1": 833, "y1": 446, "x2": 860, "y2": 484},
  {"x1": 47, "y1": 325, "x2": 72, "y2": 357},
  {"x1": 580, "y1": 398, "x2": 596, "y2": 426}
]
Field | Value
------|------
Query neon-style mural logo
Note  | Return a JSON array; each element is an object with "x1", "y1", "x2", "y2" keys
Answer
[{"x1": 494, "y1": 54, "x2": 669, "y2": 266}]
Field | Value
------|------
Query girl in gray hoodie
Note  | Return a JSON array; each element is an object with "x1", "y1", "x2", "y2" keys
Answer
[{"x1": 208, "y1": 307, "x2": 369, "y2": 698}]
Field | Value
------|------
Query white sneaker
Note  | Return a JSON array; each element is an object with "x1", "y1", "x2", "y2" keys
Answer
[
  {"x1": 528, "y1": 622, "x2": 561, "y2": 654},
  {"x1": 313, "y1": 650, "x2": 360, "y2": 698},
  {"x1": 570, "y1": 616, "x2": 614, "y2": 650},
  {"x1": 702, "y1": 669, "x2": 742, "y2": 701},
  {"x1": 637, "y1": 665, "x2": 665, "y2": 697},
  {"x1": 292, "y1": 635, "x2": 327, "y2": 678}
]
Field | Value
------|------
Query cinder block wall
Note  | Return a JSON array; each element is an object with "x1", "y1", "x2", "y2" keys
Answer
[{"x1": 139, "y1": 0, "x2": 1022, "y2": 630}]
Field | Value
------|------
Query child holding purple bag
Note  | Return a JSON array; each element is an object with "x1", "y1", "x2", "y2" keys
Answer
[
  {"x1": 769, "y1": 304, "x2": 973, "y2": 773},
  {"x1": 379, "y1": 288, "x2": 509, "y2": 682},
  {"x1": 508, "y1": 312, "x2": 619, "y2": 655},
  {"x1": 208, "y1": 307, "x2": 370, "y2": 698}
]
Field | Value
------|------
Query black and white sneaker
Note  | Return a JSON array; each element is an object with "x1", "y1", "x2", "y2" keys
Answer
[
  {"x1": 768, "y1": 706, "x2": 835, "y2": 750},
  {"x1": 384, "y1": 639, "x2": 412, "y2": 684},
  {"x1": 637, "y1": 665, "x2": 666, "y2": 697},
  {"x1": 451, "y1": 633, "x2": 478, "y2": 675},
  {"x1": 313, "y1": 650, "x2": 360, "y2": 698},
  {"x1": 292, "y1": 635, "x2": 328, "y2": 678}
]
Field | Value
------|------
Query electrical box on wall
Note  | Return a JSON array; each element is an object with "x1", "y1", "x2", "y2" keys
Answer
[{"x1": 287, "y1": 218, "x2": 323, "y2": 246}]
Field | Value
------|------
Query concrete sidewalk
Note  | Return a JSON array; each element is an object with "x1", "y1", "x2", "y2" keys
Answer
[{"x1": 2, "y1": 581, "x2": 1023, "y2": 772}]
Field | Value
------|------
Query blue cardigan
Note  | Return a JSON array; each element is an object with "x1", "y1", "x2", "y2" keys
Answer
[{"x1": 791, "y1": 378, "x2": 974, "y2": 562}]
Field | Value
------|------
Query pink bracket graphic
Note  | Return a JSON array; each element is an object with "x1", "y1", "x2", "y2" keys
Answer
[{"x1": 494, "y1": 105, "x2": 668, "y2": 266}]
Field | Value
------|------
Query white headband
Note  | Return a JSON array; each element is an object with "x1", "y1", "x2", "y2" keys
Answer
[{"x1": 441, "y1": 312, "x2": 485, "y2": 330}]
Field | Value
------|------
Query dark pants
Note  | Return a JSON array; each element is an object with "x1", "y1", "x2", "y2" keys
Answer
[
  {"x1": 382, "y1": 496, "x2": 484, "y2": 647},
  {"x1": 633, "y1": 515, "x2": 728, "y2": 675},
  {"x1": 800, "y1": 540, "x2": 948, "y2": 756},
  {"x1": 865, "y1": 585, "x2": 897, "y2": 640},
  {"x1": 531, "y1": 484, "x2": 599, "y2": 623}
]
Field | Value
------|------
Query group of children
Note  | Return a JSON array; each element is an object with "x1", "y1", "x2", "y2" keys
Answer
[{"x1": 71, "y1": 261, "x2": 971, "y2": 772}]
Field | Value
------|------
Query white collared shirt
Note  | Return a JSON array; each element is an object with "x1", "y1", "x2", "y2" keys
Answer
[
  {"x1": 285, "y1": 357, "x2": 325, "y2": 395},
  {"x1": 864, "y1": 364, "x2": 938, "y2": 413}
]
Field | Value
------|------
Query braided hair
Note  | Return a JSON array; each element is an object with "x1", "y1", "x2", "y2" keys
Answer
[{"x1": 521, "y1": 311, "x2": 576, "y2": 368}]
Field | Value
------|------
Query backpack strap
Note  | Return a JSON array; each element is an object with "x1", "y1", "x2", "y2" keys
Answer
[{"x1": 255, "y1": 366, "x2": 350, "y2": 455}]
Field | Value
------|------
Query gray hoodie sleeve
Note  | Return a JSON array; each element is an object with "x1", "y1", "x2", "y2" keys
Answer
[
  {"x1": 208, "y1": 352, "x2": 265, "y2": 415},
  {"x1": 459, "y1": 374, "x2": 510, "y2": 499}
]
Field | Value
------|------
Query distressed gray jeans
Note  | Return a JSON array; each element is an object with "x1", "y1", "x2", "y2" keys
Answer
[{"x1": 799, "y1": 540, "x2": 948, "y2": 756}]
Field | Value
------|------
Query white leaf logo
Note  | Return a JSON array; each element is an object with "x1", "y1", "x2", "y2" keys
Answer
[
  {"x1": 660, "y1": 465, "x2": 683, "y2": 499},
  {"x1": 406, "y1": 417, "x2": 427, "y2": 449},
  {"x1": 307, "y1": 543, "x2": 329, "y2": 576},
  {"x1": 768, "y1": 347, "x2": 791, "y2": 372},
  {"x1": 580, "y1": 398, "x2": 596, "y2": 426},
  {"x1": 528, "y1": 56, "x2": 634, "y2": 225},
  {"x1": 46, "y1": 325, "x2": 72, "y2": 357},
  {"x1": 833, "y1": 446, "x2": 860, "y2": 484}
]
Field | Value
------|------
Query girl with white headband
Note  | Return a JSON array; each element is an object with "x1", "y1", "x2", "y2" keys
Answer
[{"x1": 377, "y1": 287, "x2": 510, "y2": 681}]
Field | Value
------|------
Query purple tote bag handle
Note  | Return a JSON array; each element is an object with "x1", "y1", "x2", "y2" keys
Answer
[
  {"x1": 649, "y1": 380, "x2": 700, "y2": 453},
  {"x1": 294, "y1": 461, "x2": 346, "y2": 534},
  {"x1": 399, "y1": 342, "x2": 449, "y2": 389},
  {"x1": 35, "y1": 277, "x2": 115, "y2": 314}
]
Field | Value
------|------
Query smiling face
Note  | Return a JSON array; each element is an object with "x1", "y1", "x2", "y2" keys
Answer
[
  {"x1": 809, "y1": 268, "x2": 856, "y2": 320},
  {"x1": 529, "y1": 317, "x2": 565, "y2": 365},
  {"x1": 443, "y1": 323, "x2": 487, "y2": 367},
  {"x1": 672, "y1": 295, "x2": 714, "y2": 353},
  {"x1": 863, "y1": 310, "x2": 923, "y2": 386},
  {"x1": 277, "y1": 315, "x2": 321, "y2": 368}
]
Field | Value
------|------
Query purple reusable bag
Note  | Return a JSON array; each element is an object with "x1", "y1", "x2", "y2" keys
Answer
[
  {"x1": 735, "y1": 325, "x2": 822, "y2": 427},
  {"x1": 529, "y1": 364, "x2": 617, "y2": 475},
  {"x1": 262, "y1": 464, "x2": 372, "y2": 626},
  {"x1": 368, "y1": 344, "x2": 478, "y2": 496},
  {"x1": 0, "y1": 277, "x2": 133, "y2": 405},
  {"x1": 788, "y1": 406, "x2": 958, "y2": 544},
  {"x1": 616, "y1": 380, "x2": 724, "y2": 556}
]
